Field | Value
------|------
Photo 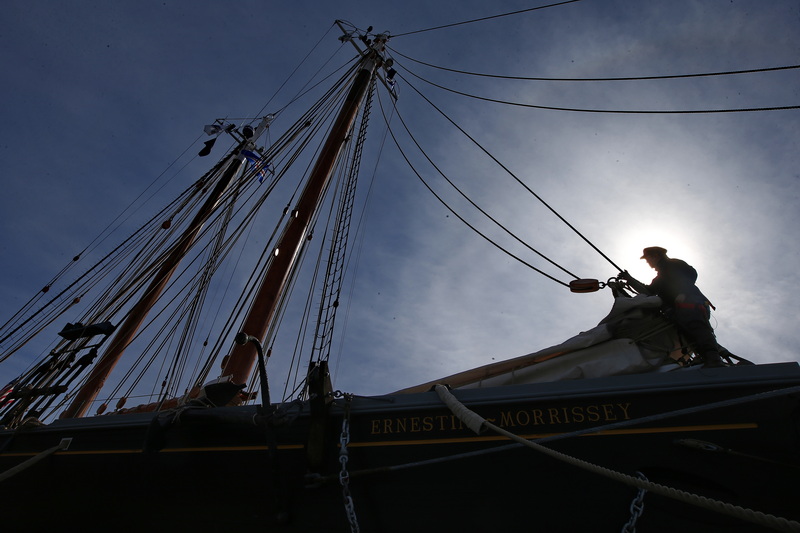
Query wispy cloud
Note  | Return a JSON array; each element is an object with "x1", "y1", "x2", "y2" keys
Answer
[{"x1": 0, "y1": 0, "x2": 797, "y2": 400}]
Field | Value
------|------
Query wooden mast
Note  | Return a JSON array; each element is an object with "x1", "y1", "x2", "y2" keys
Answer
[
  {"x1": 64, "y1": 36, "x2": 382, "y2": 417},
  {"x1": 220, "y1": 48, "x2": 381, "y2": 387},
  {"x1": 61, "y1": 141, "x2": 257, "y2": 419}
]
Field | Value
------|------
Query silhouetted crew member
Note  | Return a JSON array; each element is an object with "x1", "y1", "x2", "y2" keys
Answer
[{"x1": 621, "y1": 247, "x2": 723, "y2": 368}]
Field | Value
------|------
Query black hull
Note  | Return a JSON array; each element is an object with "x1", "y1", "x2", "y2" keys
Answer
[{"x1": 1, "y1": 363, "x2": 799, "y2": 532}]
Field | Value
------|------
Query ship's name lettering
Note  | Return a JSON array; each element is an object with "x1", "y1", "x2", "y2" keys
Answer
[
  {"x1": 370, "y1": 415, "x2": 465, "y2": 435},
  {"x1": 369, "y1": 402, "x2": 631, "y2": 435},
  {"x1": 498, "y1": 403, "x2": 631, "y2": 427}
]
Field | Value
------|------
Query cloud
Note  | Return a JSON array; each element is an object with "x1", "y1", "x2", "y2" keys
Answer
[{"x1": 0, "y1": 0, "x2": 798, "y2": 406}]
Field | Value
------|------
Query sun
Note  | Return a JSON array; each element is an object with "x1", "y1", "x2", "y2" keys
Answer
[{"x1": 611, "y1": 223, "x2": 708, "y2": 283}]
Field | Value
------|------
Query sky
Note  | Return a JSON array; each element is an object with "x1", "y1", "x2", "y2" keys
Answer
[{"x1": 0, "y1": 0, "x2": 798, "y2": 405}]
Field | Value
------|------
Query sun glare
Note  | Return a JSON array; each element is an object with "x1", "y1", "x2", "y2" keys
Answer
[{"x1": 614, "y1": 224, "x2": 707, "y2": 282}]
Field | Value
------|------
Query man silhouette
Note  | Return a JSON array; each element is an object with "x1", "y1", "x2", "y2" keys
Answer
[{"x1": 621, "y1": 247, "x2": 723, "y2": 368}]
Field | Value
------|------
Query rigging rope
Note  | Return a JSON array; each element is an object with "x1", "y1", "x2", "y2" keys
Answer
[
  {"x1": 329, "y1": 89, "x2": 396, "y2": 392},
  {"x1": 434, "y1": 384, "x2": 800, "y2": 533},
  {"x1": 382, "y1": 87, "x2": 581, "y2": 281},
  {"x1": 0, "y1": 132, "x2": 210, "y2": 349},
  {"x1": 0, "y1": 156, "x2": 224, "y2": 360},
  {"x1": 390, "y1": 69, "x2": 624, "y2": 273},
  {"x1": 377, "y1": 94, "x2": 571, "y2": 287},
  {"x1": 310, "y1": 77, "x2": 375, "y2": 366},
  {"x1": 1, "y1": 57, "x2": 369, "y2": 421},
  {"x1": 0, "y1": 438, "x2": 72, "y2": 483},
  {"x1": 386, "y1": 49, "x2": 800, "y2": 83},
  {"x1": 398, "y1": 60, "x2": 800, "y2": 115},
  {"x1": 312, "y1": 384, "x2": 800, "y2": 486},
  {"x1": 252, "y1": 23, "x2": 338, "y2": 120},
  {"x1": 399, "y1": 63, "x2": 800, "y2": 115},
  {"x1": 391, "y1": 0, "x2": 585, "y2": 37},
  {"x1": 204, "y1": 57, "x2": 376, "y2": 402}
]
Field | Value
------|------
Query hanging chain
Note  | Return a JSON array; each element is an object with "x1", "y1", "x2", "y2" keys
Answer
[
  {"x1": 621, "y1": 471, "x2": 648, "y2": 533},
  {"x1": 339, "y1": 393, "x2": 360, "y2": 533}
]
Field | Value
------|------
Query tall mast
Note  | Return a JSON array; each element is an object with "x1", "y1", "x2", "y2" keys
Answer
[
  {"x1": 62, "y1": 121, "x2": 270, "y2": 419},
  {"x1": 221, "y1": 46, "x2": 383, "y2": 386}
]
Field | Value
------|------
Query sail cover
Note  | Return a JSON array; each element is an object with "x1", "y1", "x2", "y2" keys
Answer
[
  {"x1": 458, "y1": 294, "x2": 679, "y2": 389},
  {"x1": 391, "y1": 294, "x2": 681, "y2": 394}
]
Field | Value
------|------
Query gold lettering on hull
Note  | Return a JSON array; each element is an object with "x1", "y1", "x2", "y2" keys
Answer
[
  {"x1": 368, "y1": 402, "x2": 632, "y2": 436},
  {"x1": 371, "y1": 415, "x2": 465, "y2": 435}
]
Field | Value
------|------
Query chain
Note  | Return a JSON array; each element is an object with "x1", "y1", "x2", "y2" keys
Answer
[
  {"x1": 621, "y1": 471, "x2": 648, "y2": 533},
  {"x1": 339, "y1": 393, "x2": 360, "y2": 533}
]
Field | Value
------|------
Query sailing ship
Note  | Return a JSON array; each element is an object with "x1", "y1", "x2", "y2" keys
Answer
[{"x1": 1, "y1": 20, "x2": 799, "y2": 533}]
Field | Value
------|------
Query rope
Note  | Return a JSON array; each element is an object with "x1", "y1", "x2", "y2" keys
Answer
[
  {"x1": 380, "y1": 108, "x2": 571, "y2": 287},
  {"x1": 400, "y1": 65, "x2": 800, "y2": 115},
  {"x1": 0, "y1": 438, "x2": 71, "y2": 483},
  {"x1": 309, "y1": 383, "x2": 800, "y2": 486},
  {"x1": 434, "y1": 384, "x2": 800, "y2": 533},
  {"x1": 386, "y1": 49, "x2": 800, "y2": 82},
  {"x1": 395, "y1": 71, "x2": 625, "y2": 273},
  {"x1": 384, "y1": 90, "x2": 582, "y2": 280},
  {"x1": 392, "y1": 0, "x2": 584, "y2": 37}
]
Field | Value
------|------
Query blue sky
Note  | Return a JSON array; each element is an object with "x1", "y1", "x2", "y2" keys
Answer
[{"x1": 1, "y1": 0, "x2": 798, "y2": 403}]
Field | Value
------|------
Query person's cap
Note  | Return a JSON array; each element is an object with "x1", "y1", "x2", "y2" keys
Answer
[{"x1": 641, "y1": 246, "x2": 667, "y2": 259}]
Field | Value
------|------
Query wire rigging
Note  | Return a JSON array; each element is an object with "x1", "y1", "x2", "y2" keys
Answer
[
  {"x1": 329, "y1": 92, "x2": 394, "y2": 390},
  {"x1": 398, "y1": 62, "x2": 800, "y2": 115},
  {"x1": 375, "y1": 92, "x2": 571, "y2": 287},
  {"x1": 0, "y1": 35, "x2": 371, "y2": 422},
  {"x1": 393, "y1": 68, "x2": 624, "y2": 273},
  {"x1": 392, "y1": 0, "x2": 585, "y2": 37},
  {"x1": 251, "y1": 22, "x2": 338, "y2": 120},
  {"x1": 7, "y1": 9, "x2": 798, "y2": 426},
  {"x1": 387, "y1": 47, "x2": 800, "y2": 82},
  {"x1": 385, "y1": 84, "x2": 581, "y2": 280}
]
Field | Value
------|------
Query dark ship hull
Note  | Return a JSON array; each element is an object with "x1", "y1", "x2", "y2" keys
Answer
[{"x1": 1, "y1": 363, "x2": 798, "y2": 532}]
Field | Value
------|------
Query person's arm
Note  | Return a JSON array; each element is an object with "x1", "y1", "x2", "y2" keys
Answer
[{"x1": 619, "y1": 271, "x2": 651, "y2": 295}]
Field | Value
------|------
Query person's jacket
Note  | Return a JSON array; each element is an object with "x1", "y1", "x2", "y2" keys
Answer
[{"x1": 640, "y1": 257, "x2": 708, "y2": 306}]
